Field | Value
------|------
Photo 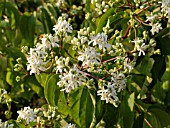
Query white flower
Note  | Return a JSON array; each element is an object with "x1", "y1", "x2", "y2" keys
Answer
[
  {"x1": 57, "y1": 65, "x2": 86, "y2": 93},
  {"x1": 36, "y1": 34, "x2": 59, "y2": 51},
  {"x1": 131, "y1": 38, "x2": 143, "y2": 44},
  {"x1": 55, "y1": 56, "x2": 69, "y2": 73},
  {"x1": 17, "y1": 107, "x2": 36, "y2": 124},
  {"x1": 124, "y1": 58, "x2": 134, "y2": 72},
  {"x1": 150, "y1": 23, "x2": 162, "y2": 35},
  {"x1": 65, "y1": 123, "x2": 76, "y2": 128},
  {"x1": 27, "y1": 48, "x2": 48, "y2": 75},
  {"x1": 78, "y1": 46, "x2": 100, "y2": 67},
  {"x1": 97, "y1": 82, "x2": 119, "y2": 106},
  {"x1": 48, "y1": 34, "x2": 59, "y2": 48},
  {"x1": 56, "y1": 0, "x2": 64, "y2": 7},
  {"x1": 131, "y1": 38, "x2": 148, "y2": 56},
  {"x1": 89, "y1": 32, "x2": 111, "y2": 51},
  {"x1": 0, "y1": 119, "x2": 14, "y2": 128},
  {"x1": 159, "y1": 0, "x2": 170, "y2": 16},
  {"x1": 53, "y1": 17, "x2": 73, "y2": 36},
  {"x1": 146, "y1": 12, "x2": 156, "y2": 22},
  {"x1": 137, "y1": 43, "x2": 148, "y2": 56},
  {"x1": 111, "y1": 72, "x2": 126, "y2": 92}
]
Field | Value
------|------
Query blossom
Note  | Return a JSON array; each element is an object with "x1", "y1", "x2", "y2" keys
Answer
[
  {"x1": 57, "y1": 65, "x2": 86, "y2": 93},
  {"x1": 78, "y1": 47, "x2": 100, "y2": 67},
  {"x1": 55, "y1": 56, "x2": 70, "y2": 73},
  {"x1": 97, "y1": 82, "x2": 119, "y2": 106},
  {"x1": 146, "y1": 12, "x2": 156, "y2": 22},
  {"x1": 131, "y1": 38, "x2": 148, "y2": 56},
  {"x1": 111, "y1": 72, "x2": 126, "y2": 92},
  {"x1": 150, "y1": 23, "x2": 162, "y2": 35},
  {"x1": 131, "y1": 38, "x2": 143, "y2": 44},
  {"x1": 159, "y1": 0, "x2": 170, "y2": 16},
  {"x1": 0, "y1": 119, "x2": 14, "y2": 128},
  {"x1": 65, "y1": 123, "x2": 77, "y2": 128},
  {"x1": 123, "y1": 58, "x2": 134, "y2": 72},
  {"x1": 53, "y1": 17, "x2": 73, "y2": 36},
  {"x1": 27, "y1": 48, "x2": 47, "y2": 75},
  {"x1": 17, "y1": 107, "x2": 36, "y2": 124},
  {"x1": 89, "y1": 32, "x2": 111, "y2": 51},
  {"x1": 137, "y1": 43, "x2": 148, "y2": 56}
]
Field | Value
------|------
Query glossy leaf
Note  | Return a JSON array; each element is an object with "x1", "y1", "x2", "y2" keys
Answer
[
  {"x1": 20, "y1": 13, "x2": 36, "y2": 46},
  {"x1": 96, "y1": 8, "x2": 115, "y2": 33},
  {"x1": 119, "y1": 92, "x2": 135, "y2": 128},
  {"x1": 69, "y1": 86, "x2": 94, "y2": 128},
  {"x1": 44, "y1": 74, "x2": 60, "y2": 106},
  {"x1": 24, "y1": 75, "x2": 44, "y2": 96}
]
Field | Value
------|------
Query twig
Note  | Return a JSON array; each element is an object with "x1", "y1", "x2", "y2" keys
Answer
[
  {"x1": 84, "y1": 72, "x2": 101, "y2": 80},
  {"x1": 144, "y1": 118, "x2": 153, "y2": 128},
  {"x1": 102, "y1": 57, "x2": 116, "y2": 63},
  {"x1": 122, "y1": 24, "x2": 131, "y2": 39},
  {"x1": 134, "y1": 15, "x2": 149, "y2": 26}
]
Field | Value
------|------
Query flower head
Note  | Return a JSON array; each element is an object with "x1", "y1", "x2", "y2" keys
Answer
[
  {"x1": 53, "y1": 17, "x2": 73, "y2": 37},
  {"x1": 89, "y1": 32, "x2": 111, "y2": 51},
  {"x1": 78, "y1": 46, "x2": 100, "y2": 67},
  {"x1": 17, "y1": 107, "x2": 36, "y2": 124}
]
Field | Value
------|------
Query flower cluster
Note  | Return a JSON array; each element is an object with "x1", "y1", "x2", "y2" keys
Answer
[
  {"x1": 15, "y1": 105, "x2": 75, "y2": 127},
  {"x1": 17, "y1": 106, "x2": 37, "y2": 124},
  {"x1": 65, "y1": 123, "x2": 77, "y2": 128},
  {"x1": 0, "y1": 88, "x2": 11, "y2": 104},
  {"x1": 0, "y1": 119, "x2": 14, "y2": 128},
  {"x1": 159, "y1": 0, "x2": 170, "y2": 16},
  {"x1": 57, "y1": 65, "x2": 87, "y2": 93},
  {"x1": 97, "y1": 72, "x2": 126, "y2": 106},
  {"x1": 53, "y1": 17, "x2": 73, "y2": 37},
  {"x1": 14, "y1": 0, "x2": 169, "y2": 108},
  {"x1": 26, "y1": 17, "x2": 72, "y2": 75},
  {"x1": 91, "y1": 0, "x2": 111, "y2": 15}
]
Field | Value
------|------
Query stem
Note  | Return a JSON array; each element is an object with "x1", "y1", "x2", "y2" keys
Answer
[
  {"x1": 144, "y1": 118, "x2": 153, "y2": 128},
  {"x1": 134, "y1": 15, "x2": 149, "y2": 26},
  {"x1": 84, "y1": 72, "x2": 101, "y2": 81},
  {"x1": 136, "y1": 5, "x2": 150, "y2": 15},
  {"x1": 126, "y1": 0, "x2": 132, "y2": 7},
  {"x1": 122, "y1": 24, "x2": 131, "y2": 39},
  {"x1": 102, "y1": 57, "x2": 116, "y2": 63}
]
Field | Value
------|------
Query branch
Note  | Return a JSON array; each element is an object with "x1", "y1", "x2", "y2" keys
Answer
[
  {"x1": 122, "y1": 24, "x2": 131, "y2": 39},
  {"x1": 134, "y1": 15, "x2": 149, "y2": 26},
  {"x1": 144, "y1": 118, "x2": 153, "y2": 128},
  {"x1": 84, "y1": 72, "x2": 101, "y2": 80},
  {"x1": 102, "y1": 57, "x2": 116, "y2": 63}
]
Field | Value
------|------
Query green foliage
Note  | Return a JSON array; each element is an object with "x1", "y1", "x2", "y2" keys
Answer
[{"x1": 1, "y1": 0, "x2": 170, "y2": 128}]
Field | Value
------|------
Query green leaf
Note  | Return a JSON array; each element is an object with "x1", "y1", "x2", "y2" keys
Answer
[
  {"x1": 143, "y1": 112, "x2": 161, "y2": 128},
  {"x1": 133, "y1": 112, "x2": 144, "y2": 128},
  {"x1": 40, "y1": 7, "x2": 54, "y2": 34},
  {"x1": 20, "y1": 12, "x2": 36, "y2": 47},
  {"x1": 135, "y1": 56, "x2": 154, "y2": 76},
  {"x1": 58, "y1": 91, "x2": 69, "y2": 118},
  {"x1": 0, "y1": 2, "x2": 20, "y2": 29},
  {"x1": 148, "y1": 107, "x2": 170, "y2": 127},
  {"x1": 69, "y1": 86, "x2": 94, "y2": 128},
  {"x1": 119, "y1": 92, "x2": 135, "y2": 128},
  {"x1": 46, "y1": 3, "x2": 59, "y2": 20},
  {"x1": 156, "y1": 27, "x2": 170, "y2": 55},
  {"x1": 44, "y1": 74, "x2": 60, "y2": 106},
  {"x1": 148, "y1": 55, "x2": 166, "y2": 90},
  {"x1": 35, "y1": 73, "x2": 50, "y2": 87},
  {"x1": 96, "y1": 8, "x2": 115, "y2": 33},
  {"x1": 103, "y1": 104, "x2": 119, "y2": 127},
  {"x1": 95, "y1": 99, "x2": 105, "y2": 124},
  {"x1": 6, "y1": 47, "x2": 26, "y2": 60},
  {"x1": 24, "y1": 75, "x2": 44, "y2": 96},
  {"x1": 85, "y1": 0, "x2": 91, "y2": 12}
]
